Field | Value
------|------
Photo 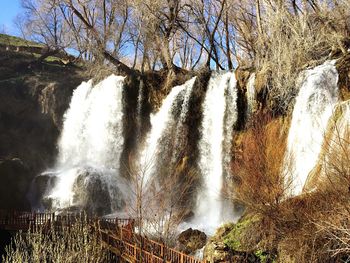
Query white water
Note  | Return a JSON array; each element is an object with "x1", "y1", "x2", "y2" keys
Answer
[
  {"x1": 47, "y1": 75, "x2": 126, "y2": 208},
  {"x1": 138, "y1": 77, "x2": 196, "y2": 186},
  {"x1": 192, "y1": 72, "x2": 238, "y2": 234},
  {"x1": 223, "y1": 74, "x2": 238, "y2": 174},
  {"x1": 178, "y1": 78, "x2": 196, "y2": 123},
  {"x1": 246, "y1": 73, "x2": 257, "y2": 118},
  {"x1": 171, "y1": 77, "x2": 197, "y2": 163},
  {"x1": 285, "y1": 61, "x2": 339, "y2": 195}
]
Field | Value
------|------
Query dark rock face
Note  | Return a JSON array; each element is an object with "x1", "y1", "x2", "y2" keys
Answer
[
  {"x1": 0, "y1": 78, "x2": 57, "y2": 172},
  {"x1": 29, "y1": 172, "x2": 57, "y2": 209},
  {"x1": 38, "y1": 82, "x2": 75, "y2": 129},
  {"x1": 0, "y1": 158, "x2": 32, "y2": 210},
  {"x1": 0, "y1": 74, "x2": 83, "y2": 172},
  {"x1": 178, "y1": 228, "x2": 207, "y2": 254},
  {"x1": 0, "y1": 51, "x2": 85, "y2": 210}
]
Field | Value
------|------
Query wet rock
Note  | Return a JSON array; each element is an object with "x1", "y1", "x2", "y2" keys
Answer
[
  {"x1": 204, "y1": 240, "x2": 261, "y2": 263},
  {"x1": 204, "y1": 240, "x2": 232, "y2": 263},
  {"x1": 72, "y1": 169, "x2": 125, "y2": 216},
  {"x1": 178, "y1": 228, "x2": 207, "y2": 254},
  {"x1": 39, "y1": 82, "x2": 73, "y2": 129},
  {"x1": 30, "y1": 172, "x2": 57, "y2": 208}
]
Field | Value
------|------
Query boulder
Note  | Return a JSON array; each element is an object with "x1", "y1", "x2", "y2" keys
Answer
[
  {"x1": 204, "y1": 240, "x2": 232, "y2": 263},
  {"x1": 203, "y1": 219, "x2": 263, "y2": 263},
  {"x1": 178, "y1": 228, "x2": 207, "y2": 254},
  {"x1": 72, "y1": 169, "x2": 125, "y2": 216}
]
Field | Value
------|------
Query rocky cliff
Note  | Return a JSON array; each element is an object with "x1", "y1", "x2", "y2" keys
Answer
[{"x1": 0, "y1": 49, "x2": 85, "y2": 210}]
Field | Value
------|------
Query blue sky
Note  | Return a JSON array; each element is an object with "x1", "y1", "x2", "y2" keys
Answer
[{"x1": 0, "y1": 0, "x2": 21, "y2": 35}]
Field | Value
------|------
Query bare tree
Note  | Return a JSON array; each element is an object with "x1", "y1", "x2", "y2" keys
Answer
[
  {"x1": 16, "y1": 0, "x2": 350, "y2": 81},
  {"x1": 125, "y1": 145, "x2": 197, "y2": 245},
  {"x1": 20, "y1": 0, "x2": 72, "y2": 61}
]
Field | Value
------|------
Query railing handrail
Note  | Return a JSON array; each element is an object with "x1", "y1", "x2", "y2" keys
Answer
[{"x1": 0, "y1": 210, "x2": 208, "y2": 263}]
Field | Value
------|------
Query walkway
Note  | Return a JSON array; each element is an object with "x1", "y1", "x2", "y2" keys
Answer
[{"x1": 0, "y1": 210, "x2": 208, "y2": 263}]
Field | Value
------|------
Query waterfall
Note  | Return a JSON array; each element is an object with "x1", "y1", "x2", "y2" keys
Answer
[
  {"x1": 193, "y1": 71, "x2": 238, "y2": 234},
  {"x1": 223, "y1": 74, "x2": 238, "y2": 174},
  {"x1": 138, "y1": 77, "x2": 196, "y2": 186},
  {"x1": 171, "y1": 77, "x2": 197, "y2": 163},
  {"x1": 246, "y1": 73, "x2": 257, "y2": 118},
  {"x1": 285, "y1": 61, "x2": 339, "y2": 195},
  {"x1": 45, "y1": 75, "x2": 126, "y2": 210}
]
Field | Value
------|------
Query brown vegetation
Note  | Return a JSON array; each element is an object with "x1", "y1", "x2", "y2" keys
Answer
[
  {"x1": 336, "y1": 54, "x2": 350, "y2": 101},
  {"x1": 231, "y1": 113, "x2": 290, "y2": 217},
  {"x1": 227, "y1": 104, "x2": 350, "y2": 262}
]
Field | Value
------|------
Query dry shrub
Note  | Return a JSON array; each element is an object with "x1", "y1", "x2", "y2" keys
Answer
[
  {"x1": 314, "y1": 204, "x2": 350, "y2": 262},
  {"x1": 229, "y1": 113, "x2": 295, "y2": 256},
  {"x1": 299, "y1": 102, "x2": 350, "y2": 262},
  {"x1": 336, "y1": 54, "x2": 350, "y2": 101},
  {"x1": 232, "y1": 113, "x2": 290, "y2": 217},
  {"x1": 254, "y1": 1, "x2": 350, "y2": 113},
  {"x1": 3, "y1": 216, "x2": 109, "y2": 263},
  {"x1": 321, "y1": 116, "x2": 350, "y2": 193},
  {"x1": 305, "y1": 102, "x2": 350, "y2": 192},
  {"x1": 272, "y1": 190, "x2": 350, "y2": 263}
]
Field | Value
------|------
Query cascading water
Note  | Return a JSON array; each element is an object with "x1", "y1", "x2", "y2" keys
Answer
[
  {"x1": 43, "y1": 75, "x2": 127, "y2": 211},
  {"x1": 171, "y1": 77, "x2": 196, "y2": 163},
  {"x1": 285, "y1": 61, "x2": 339, "y2": 195},
  {"x1": 246, "y1": 73, "x2": 257, "y2": 118},
  {"x1": 192, "y1": 72, "x2": 238, "y2": 234},
  {"x1": 223, "y1": 74, "x2": 238, "y2": 174},
  {"x1": 138, "y1": 77, "x2": 196, "y2": 186}
]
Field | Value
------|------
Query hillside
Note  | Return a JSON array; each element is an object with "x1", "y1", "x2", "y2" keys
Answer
[{"x1": 0, "y1": 33, "x2": 44, "y2": 48}]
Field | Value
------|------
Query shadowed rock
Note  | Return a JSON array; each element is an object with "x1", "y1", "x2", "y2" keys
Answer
[{"x1": 178, "y1": 228, "x2": 207, "y2": 254}]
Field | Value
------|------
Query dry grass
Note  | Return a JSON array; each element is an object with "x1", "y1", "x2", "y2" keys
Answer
[
  {"x1": 252, "y1": 1, "x2": 350, "y2": 113},
  {"x1": 3, "y1": 216, "x2": 109, "y2": 263}
]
